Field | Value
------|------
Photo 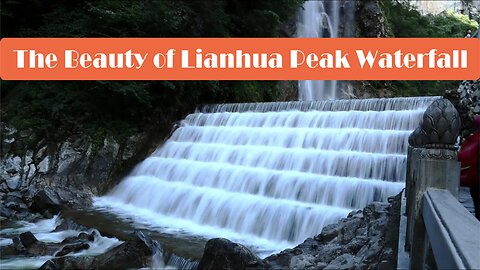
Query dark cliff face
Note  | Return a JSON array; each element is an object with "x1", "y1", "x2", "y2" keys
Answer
[
  {"x1": 356, "y1": 0, "x2": 389, "y2": 38},
  {"x1": 0, "y1": 123, "x2": 169, "y2": 220}
]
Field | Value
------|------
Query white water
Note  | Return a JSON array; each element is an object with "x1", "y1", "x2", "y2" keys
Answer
[
  {"x1": 0, "y1": 215, "x2": 122, "y2": 269},
  {"x1": 95, "y1": 96, "x2": 438, "y2": 257},
  {"x1": 297, "y1": 0, "x2": 355, "y2": 100}
]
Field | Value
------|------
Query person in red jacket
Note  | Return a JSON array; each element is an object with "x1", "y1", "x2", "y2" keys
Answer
[{"x1": 459, "y1": 115, "x2": 480, "y2": 219}]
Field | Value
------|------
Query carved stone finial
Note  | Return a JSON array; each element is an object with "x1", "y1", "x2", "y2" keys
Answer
[
  {"x1": 408, "y1": 125, "x2": 427, "y2": 148},
  {"x1": 420, "y1": 98, "x2": 461, "y2": 148}
]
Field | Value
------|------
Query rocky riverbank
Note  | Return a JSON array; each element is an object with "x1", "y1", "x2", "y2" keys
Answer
[
  {"x1": 0, "y1": 213, "x2": 165, "y2": 270},
  {"x1": 197, "y1": 193, "x2": 401, "y2": 270},
  {"x1": 0, "y1": 123, "x2": 166, "y2": 221},
  {"x1": 0, "y1": 123, "x2": 169, "y2": 269}
]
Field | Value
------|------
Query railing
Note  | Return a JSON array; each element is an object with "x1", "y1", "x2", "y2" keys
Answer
[
  {"x1": 423, "y1": 188, "x2": 480, "y2": 269},
  {"x1": 402, "y1": 98, "x2": 480, "y2": 269}
]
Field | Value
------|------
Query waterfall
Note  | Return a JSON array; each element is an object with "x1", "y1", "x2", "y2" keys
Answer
[
  {"x1": 94, "y1": 96, "x2": 438, "y2": 257},
  {"x1": 297, "y1": 0, "x2": 356, "y2": 100}
]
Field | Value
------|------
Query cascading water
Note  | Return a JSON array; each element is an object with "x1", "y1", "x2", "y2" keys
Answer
[
  {"x1": 94, "y1": 96, "x2": 438, "y2": 257},
  {"x1": 297, "y1": 0, "x2": 356, "y2": 100}
]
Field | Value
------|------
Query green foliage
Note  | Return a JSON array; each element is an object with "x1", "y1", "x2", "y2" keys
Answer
[
  {"x1": 381, "y1": 0, "x2": 478, "y2": 37},
  {"x1": 1, "y1": 0, "x2": 304, "y2": 142},
  {"x1": 379, "y1": 0, "x2": 478, "y2": 97}
]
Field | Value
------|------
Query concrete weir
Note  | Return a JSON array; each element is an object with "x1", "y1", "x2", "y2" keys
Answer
[{"x1": 93, "y1": 96, "x2": 438, "y2": 257}]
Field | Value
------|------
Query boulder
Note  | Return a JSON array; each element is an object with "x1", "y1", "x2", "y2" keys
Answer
[
  {"x1": 54, "y1": 218, "x2": 89, "y2": 232},
  {"x1": 56, "y1": 141, "x2": 84, "y2": 176},
  {"x1": 324, "y1": 254, "x2": 360, "y2": 270},
  {"x1": 197, "y1": 238, "x2": 264, "y2": 270},
  {"x1": 19, "y1": 231, "x2": 38, "y2": 248},
  {"x1": 289, "y1": 254, "x2": 315, "y2": 270},
  {"x1": 92, "y1": 231, "x2": 155, "y2": 270},
  {"x1": 42, "y1": 256, "x2": 95, "y2": 270},
  {"x1": 30, "y1": 187, "x2": 62, "y2": 215},
  {"x1": 55, "y1": 242, "x2": 90, "y2": 256},
  {"x1": 37, "y1": 156, "x2": 51, "y2": 174},
  {"x1": 87, "y1": 137, "x2": 119, "y2": 190},
  {"x1": 78, "y1": 232, "x2": 95, "y2": 242},
  {"x1": 0, "y1": 205, "x2": 15, "y2": 218}
]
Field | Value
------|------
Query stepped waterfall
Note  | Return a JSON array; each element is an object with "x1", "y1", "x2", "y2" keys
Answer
[
  {"x1": 95, "y1": 96, "x2": 438, "y2": 257},
  {"x1": 297, "y1": 0, "x2": 356, "y2": 100}
]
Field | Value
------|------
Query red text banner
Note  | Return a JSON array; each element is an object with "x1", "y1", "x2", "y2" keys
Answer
[{"x1": 0, "y1": 38, "x2": 478, "y2": 80}]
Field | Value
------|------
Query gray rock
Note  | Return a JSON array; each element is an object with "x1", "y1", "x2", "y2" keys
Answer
[
  {"x1": 324, "y1": 254, "x2": 357, "y2": 270},
  {"x1": 289, "y1": 254, "x2": 315, "y2": 270},
  {"x1": 48, "y1": 257, "x2": 95, "y2": 270},
  {"x1": 2, "y1": 125, "x2": 17, "y2": 142},
  {"x1": 1, "y1": 155, "x2": 23, "y2": 190},
  {"x1": 0, "y1": 182, "x2": 8, "y2": 192},
  {"x1": 19, "y1": 231, "x2": 38, "y2": 249},
  {"x1": 55, "y1": 242, "x2": 90, "y2": 256},
  {"x1": 5, "y1": 175, "x2": 21, "y2": 190},
  {"x1": 25, "y1": 150, "x2": 34, "y2": 165},
  {"x1": 35, "y1": 146, "x2": 48, "y2": 160},
  {"x1": 22, "y1": 163, "x2": 36, "y2": 187},
  {"x1": 37, "y1": 156, "x2": 51, "y2": 174},
  {"x1": 5, "y1": 201, "x2": 28, "y2": 211},
  {"x1": 78, "y1": 231, "x2": 95, "y2": 242},
  {"x1": 93, "y1": 231, "x2": 155, "y2": 270},
  {"x1": 54, "y1": 218, "x2": 89, "y2": 232},
  {"x1": 86, "y1": 137, "x2": 119, "y2": 191},
  {"x1": 197, "y1": 238, "x2": 263, "y2": 270},
  {"x1": 30, "y1": 187, "x2": 62, "y2": 215},
  {"x1": 57, "y1": 142, "x2": 83, "y2": 175},
  {"x1": 315, "y1": 223, "x2": 340, "y2": 242},
  {"x1": 0, "y1": 206, "x2": 15, "y2": 218}
]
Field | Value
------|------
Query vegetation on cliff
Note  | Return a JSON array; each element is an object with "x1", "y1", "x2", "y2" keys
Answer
[
  {"x1": 1, "y1": 0, "x2": 304, "y2": 142},
  {"x1": 376, "y1": 0, "x2": 478, "y2": 97},
  {"x1": 1, "y1": 0, "x2": 478, "y2": 141}
]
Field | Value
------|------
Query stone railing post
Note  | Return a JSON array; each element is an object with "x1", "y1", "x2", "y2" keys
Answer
[
  {"x1": 406, "y1": 98, "x2": 461, "y2": 269},
  {"x1": 405, "y1": 126, "x2": 426, "y2": 251}
]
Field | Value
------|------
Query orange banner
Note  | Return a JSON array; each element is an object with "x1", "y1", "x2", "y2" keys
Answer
[{"x1": 0, "y1": 38, "x2": 478, "y2": 80}]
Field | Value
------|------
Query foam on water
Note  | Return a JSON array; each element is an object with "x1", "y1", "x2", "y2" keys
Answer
[{"x1": 0, "y1": 215, "x2": 122, "y2": 269}]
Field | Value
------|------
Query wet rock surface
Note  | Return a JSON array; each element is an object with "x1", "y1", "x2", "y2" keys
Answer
[
  {"x1": 0, "y1": 123, "x2": 189, "y2": 270},
  {"x1": 0, "y1": 122, "x2": 159, "y2": 221},
  {"x1": 92, "y1": 231, "x2": 157, "y2": 270},
  {"x1": 0, "y1": 216, "x2": 165, "y2": 270},
  {"x1": 263, "y1": 195, "x2": 401, "y2": 270},
  {"x1": 196, "y1": 194, "x2": 401, "y2": 270},
  {"x1": 197, "y1": 238, "x2": 264, "y2": 270},
  {"x1": 37, "y1": 230, "x2": 159, "y2": 270}
]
